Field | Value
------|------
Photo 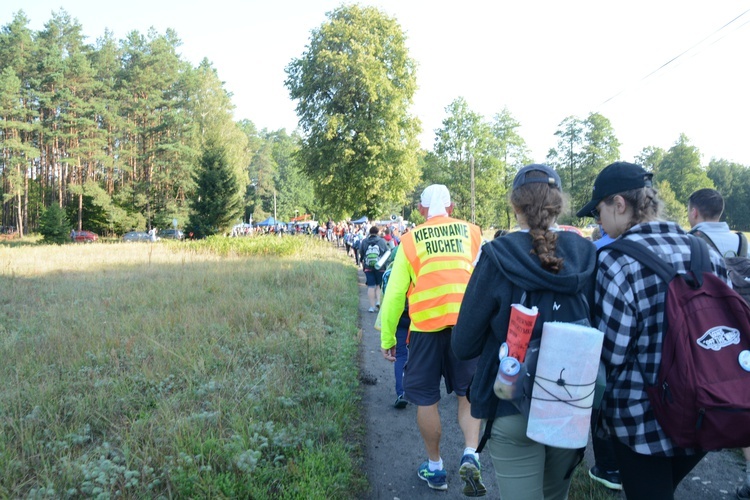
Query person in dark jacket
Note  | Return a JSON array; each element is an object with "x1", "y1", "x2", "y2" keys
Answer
[{"x1": 452, "y1": 164, "x2": 596, "y2": 500}]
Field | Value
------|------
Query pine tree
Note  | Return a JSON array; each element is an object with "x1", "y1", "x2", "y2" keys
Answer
[
  {"x1": 188, "y1": 140, "x2": 244, "y2": 238},
  {"x1": 39, "y1": 203, "x2": 72, "y2": 244}
]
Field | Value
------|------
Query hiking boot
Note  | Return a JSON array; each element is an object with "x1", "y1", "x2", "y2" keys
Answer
[
  {"x1": 393, "y1": 394, "x2": 407, "y2": 409},
  {"x1": 417, "y1": 461, "x2": 447, "y2": 490},
  {"x1": 737, "y1": 483, "x2": 750, "y2": 500},
  {"x1": 589, "y1": 466, "x2": 622, "y2": 491},
  {"x1": 459, "y1": 454, "x2": 487, "y2": 497}
]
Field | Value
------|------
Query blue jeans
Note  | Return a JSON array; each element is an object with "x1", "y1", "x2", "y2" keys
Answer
[{"x1": 394, "y1": 312, "x2": 409, "y2": 396}]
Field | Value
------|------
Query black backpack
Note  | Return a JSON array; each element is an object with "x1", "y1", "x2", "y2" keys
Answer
[{"x1": 477, "y1": 287, "x2": 592, "y2": 452}]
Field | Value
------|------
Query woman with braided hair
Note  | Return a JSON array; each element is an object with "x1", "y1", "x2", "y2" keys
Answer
[{"x1": 453, "y1": 164, "x2": 597, "y2": 500}]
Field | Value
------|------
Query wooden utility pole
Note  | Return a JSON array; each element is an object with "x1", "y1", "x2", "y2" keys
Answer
[{"x1": 470, "y1": 156, "x2": 476, "y2": 224}]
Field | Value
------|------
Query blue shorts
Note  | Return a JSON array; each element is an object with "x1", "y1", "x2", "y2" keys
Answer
[
  {"x1": 403, "y1": 329, "x2": 479, "y2": 406},
  {"x1": 364, "y1": 270, "x2": 384, "y2": 287}
]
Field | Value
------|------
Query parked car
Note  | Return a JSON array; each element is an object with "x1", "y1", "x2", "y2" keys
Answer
[
  {"x1": 557, "y1": 225, "x2": 584, "y2": 236},
  {"x1": 71, "y1": 230, "x2": 98, "y2": 242},
  {"x1": 158, "y1": 229, "x2": 184, "y2": 240},
  {"x1": 122, "y1": 231, "x2": 150, "y2": 242}
]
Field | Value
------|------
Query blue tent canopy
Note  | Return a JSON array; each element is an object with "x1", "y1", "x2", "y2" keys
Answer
[
  {"x1": 256, "y1": 217, "x2": 278, "y2": 227},
  {"x1": 351, "y1": 216, "x2": 368, "y2": 224}
]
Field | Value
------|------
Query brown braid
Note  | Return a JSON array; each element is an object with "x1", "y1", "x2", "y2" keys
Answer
[{"x1": 510, "y1": 171, "x2": 566, "y2": 274}]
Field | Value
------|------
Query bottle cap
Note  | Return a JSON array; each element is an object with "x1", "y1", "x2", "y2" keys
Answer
[
  {"x1": 498, "y1": 342, "x2": 509, "y2": 360},
  {"x1": 500, "y1": 356, "x2": 520, "y2": 376}
]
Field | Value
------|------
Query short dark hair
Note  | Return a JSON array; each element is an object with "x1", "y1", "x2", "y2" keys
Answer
[
  {"x1": 688, "y1": 188, "x2": 724, "y2": 220},
  {"x1": 369, "y1": 225, "x2": 380, "y2": 235}
]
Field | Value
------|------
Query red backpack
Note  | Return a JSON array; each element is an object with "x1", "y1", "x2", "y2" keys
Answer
[{"x1": 609, "y1": 236, "x2": 750, "y2": 451}]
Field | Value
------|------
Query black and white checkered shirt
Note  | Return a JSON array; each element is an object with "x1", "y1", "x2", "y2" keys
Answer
[{"x1": 595, "y1": 221, "x2": 729, "y2": 456}]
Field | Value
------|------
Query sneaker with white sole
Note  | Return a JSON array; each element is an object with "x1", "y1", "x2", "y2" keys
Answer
[
  {"x1": 459, "y1": 454, "x2": 486, "y2": 497},
  {"x1": 417, "y1": 461, "x2": 447, "y2": 490},
  {"x1": 589, "y1": 466, "x2": 622, "y2": 491}
]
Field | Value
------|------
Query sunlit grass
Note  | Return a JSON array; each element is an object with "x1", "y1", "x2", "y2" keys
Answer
[{"x1": 0, "y1": 236, "x2": 364, "y2": 498}]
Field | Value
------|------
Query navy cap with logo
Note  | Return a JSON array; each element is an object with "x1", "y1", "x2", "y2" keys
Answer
[
  {"x1": 576, "y1": 161, "x2": 653, "y2": 218},
  {"x1": 512, "y1": 164, "x2": 562, "y2": 191}
]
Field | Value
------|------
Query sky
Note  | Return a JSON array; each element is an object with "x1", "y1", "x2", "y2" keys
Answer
[{"x1": 3, "y1": 1, "x2": 750, "y2": 166}]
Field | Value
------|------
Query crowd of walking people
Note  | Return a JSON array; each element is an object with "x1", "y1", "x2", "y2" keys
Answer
[{"x1": 364, "y1": 164, "x2": 750, "y2": 500}]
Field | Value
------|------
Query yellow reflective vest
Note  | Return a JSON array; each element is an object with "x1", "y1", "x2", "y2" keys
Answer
[{"x1": 380, "y1": 216, "x2": 482, "y2": 348}]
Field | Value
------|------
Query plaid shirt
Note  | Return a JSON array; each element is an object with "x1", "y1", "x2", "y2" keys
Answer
[{"x1": 595, "y1": 221, "x2": 728, "y2": 456}]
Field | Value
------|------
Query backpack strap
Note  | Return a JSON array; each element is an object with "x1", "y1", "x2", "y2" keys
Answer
[
  {"x1": 478, "y1": 288, "x2": 529, "y2": 454},
  {"x1": 737, "y1": 231, "x2": 748, "y2": 258},
  {"x1": 687, "y1": 234, "x2": 713, "y2": 281},
  {"x1": 688, "y1": 228, "x2": 721, "y2": 257},
  {"x1": 608, "y1": 236, "x2": 711, "y2": 286},
  {"x1": 607, "y1": 239, "x2": 677, "y2": 284}
]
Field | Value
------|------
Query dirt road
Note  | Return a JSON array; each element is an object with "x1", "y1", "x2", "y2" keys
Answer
[{"x1": 356, "y1": 267, "x2": 745, "y2": 499}]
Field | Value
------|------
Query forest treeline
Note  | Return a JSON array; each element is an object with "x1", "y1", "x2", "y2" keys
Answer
[{"x1": 2, "y1": 7, "x2": 749, "y2": 238}]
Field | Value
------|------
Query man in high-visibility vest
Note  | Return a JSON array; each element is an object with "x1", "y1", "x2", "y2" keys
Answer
[{"x1": 380, "y1": 184, "x2": 485, "y2": 496}]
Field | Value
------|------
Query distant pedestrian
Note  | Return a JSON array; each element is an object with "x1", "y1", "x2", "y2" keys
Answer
[{"x1": 359, "y1": 226, "x2": 388, "y2": 313}]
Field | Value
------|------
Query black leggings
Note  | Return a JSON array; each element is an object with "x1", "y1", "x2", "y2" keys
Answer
[{"x1": 612, "y1": 438, "x2": 706, "y2": 500}]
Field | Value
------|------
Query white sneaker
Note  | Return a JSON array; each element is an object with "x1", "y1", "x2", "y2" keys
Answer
[{"x1": 368, "y1": 307, "x2": 375, "y2": 313}]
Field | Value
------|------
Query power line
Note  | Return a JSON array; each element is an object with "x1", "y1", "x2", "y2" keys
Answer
[{"x1": 600, "y1": 8, "x2": 750, "y2": 106}]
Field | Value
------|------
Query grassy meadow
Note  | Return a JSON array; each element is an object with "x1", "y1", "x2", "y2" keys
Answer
[{"x1": 0, "y1": 236, "x2": 364, "y2": 499}]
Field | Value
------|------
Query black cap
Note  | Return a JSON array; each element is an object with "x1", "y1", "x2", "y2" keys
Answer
[
  {"x1": 576, "y1": 162, "x2": 653, "y2": 218},
  {"x1": 512, "y1": 164, "x2": 562, "y2": 191}
]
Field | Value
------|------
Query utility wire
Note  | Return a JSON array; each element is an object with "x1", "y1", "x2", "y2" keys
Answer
[{"x1": 600, "y1": 8, "x2": 750, "y2": 106}]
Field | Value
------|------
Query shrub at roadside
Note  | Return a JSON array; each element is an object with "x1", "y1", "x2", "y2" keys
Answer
[{"x1": 38, "y1": 203, "x2": 72, "y2": 244}]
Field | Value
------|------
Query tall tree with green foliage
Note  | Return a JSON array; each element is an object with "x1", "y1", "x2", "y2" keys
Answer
[
  {"x1": 0, "y1": 12, "x2": 37, "y2": 232},
  {"x1": 0, "y1": 65, "x2": 39, "y2": 236},
  {"x1": 432, "y1": 97, "x2": 516, "y2": 227},
  {"x1": 285, "y1": 4, "x2": 421, "y2": 217},
  {"x1": 433, "y1": 97, "x2": 490, "y2": 223},
  {"x1": 707, "y1": 159, "x2": 750, "y2": 230},
  {"x1": 547, "y1": 113, "x2": 619, "y2": 221},
  {"x1": 489, "y1": 108, "x2": 530, "y2": 228},
  {"x1": 269, "y1": 129, "x2": 315, "y2": 221},
  {"x1": 574, "y1": 113, "x2": 620, "y2": 220},
  {"x1": 188, "y1": 140, "x2": 244, "y2": 238},
  {"x1": 547, "y1": 116, "x2": 584, "y2": 219},
  {"x1": 635, "y1": 146, "x2": 665, "y2": 174},
  {"x1": 657, "y1": 134, "x2": 712, "y2": 204}
]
